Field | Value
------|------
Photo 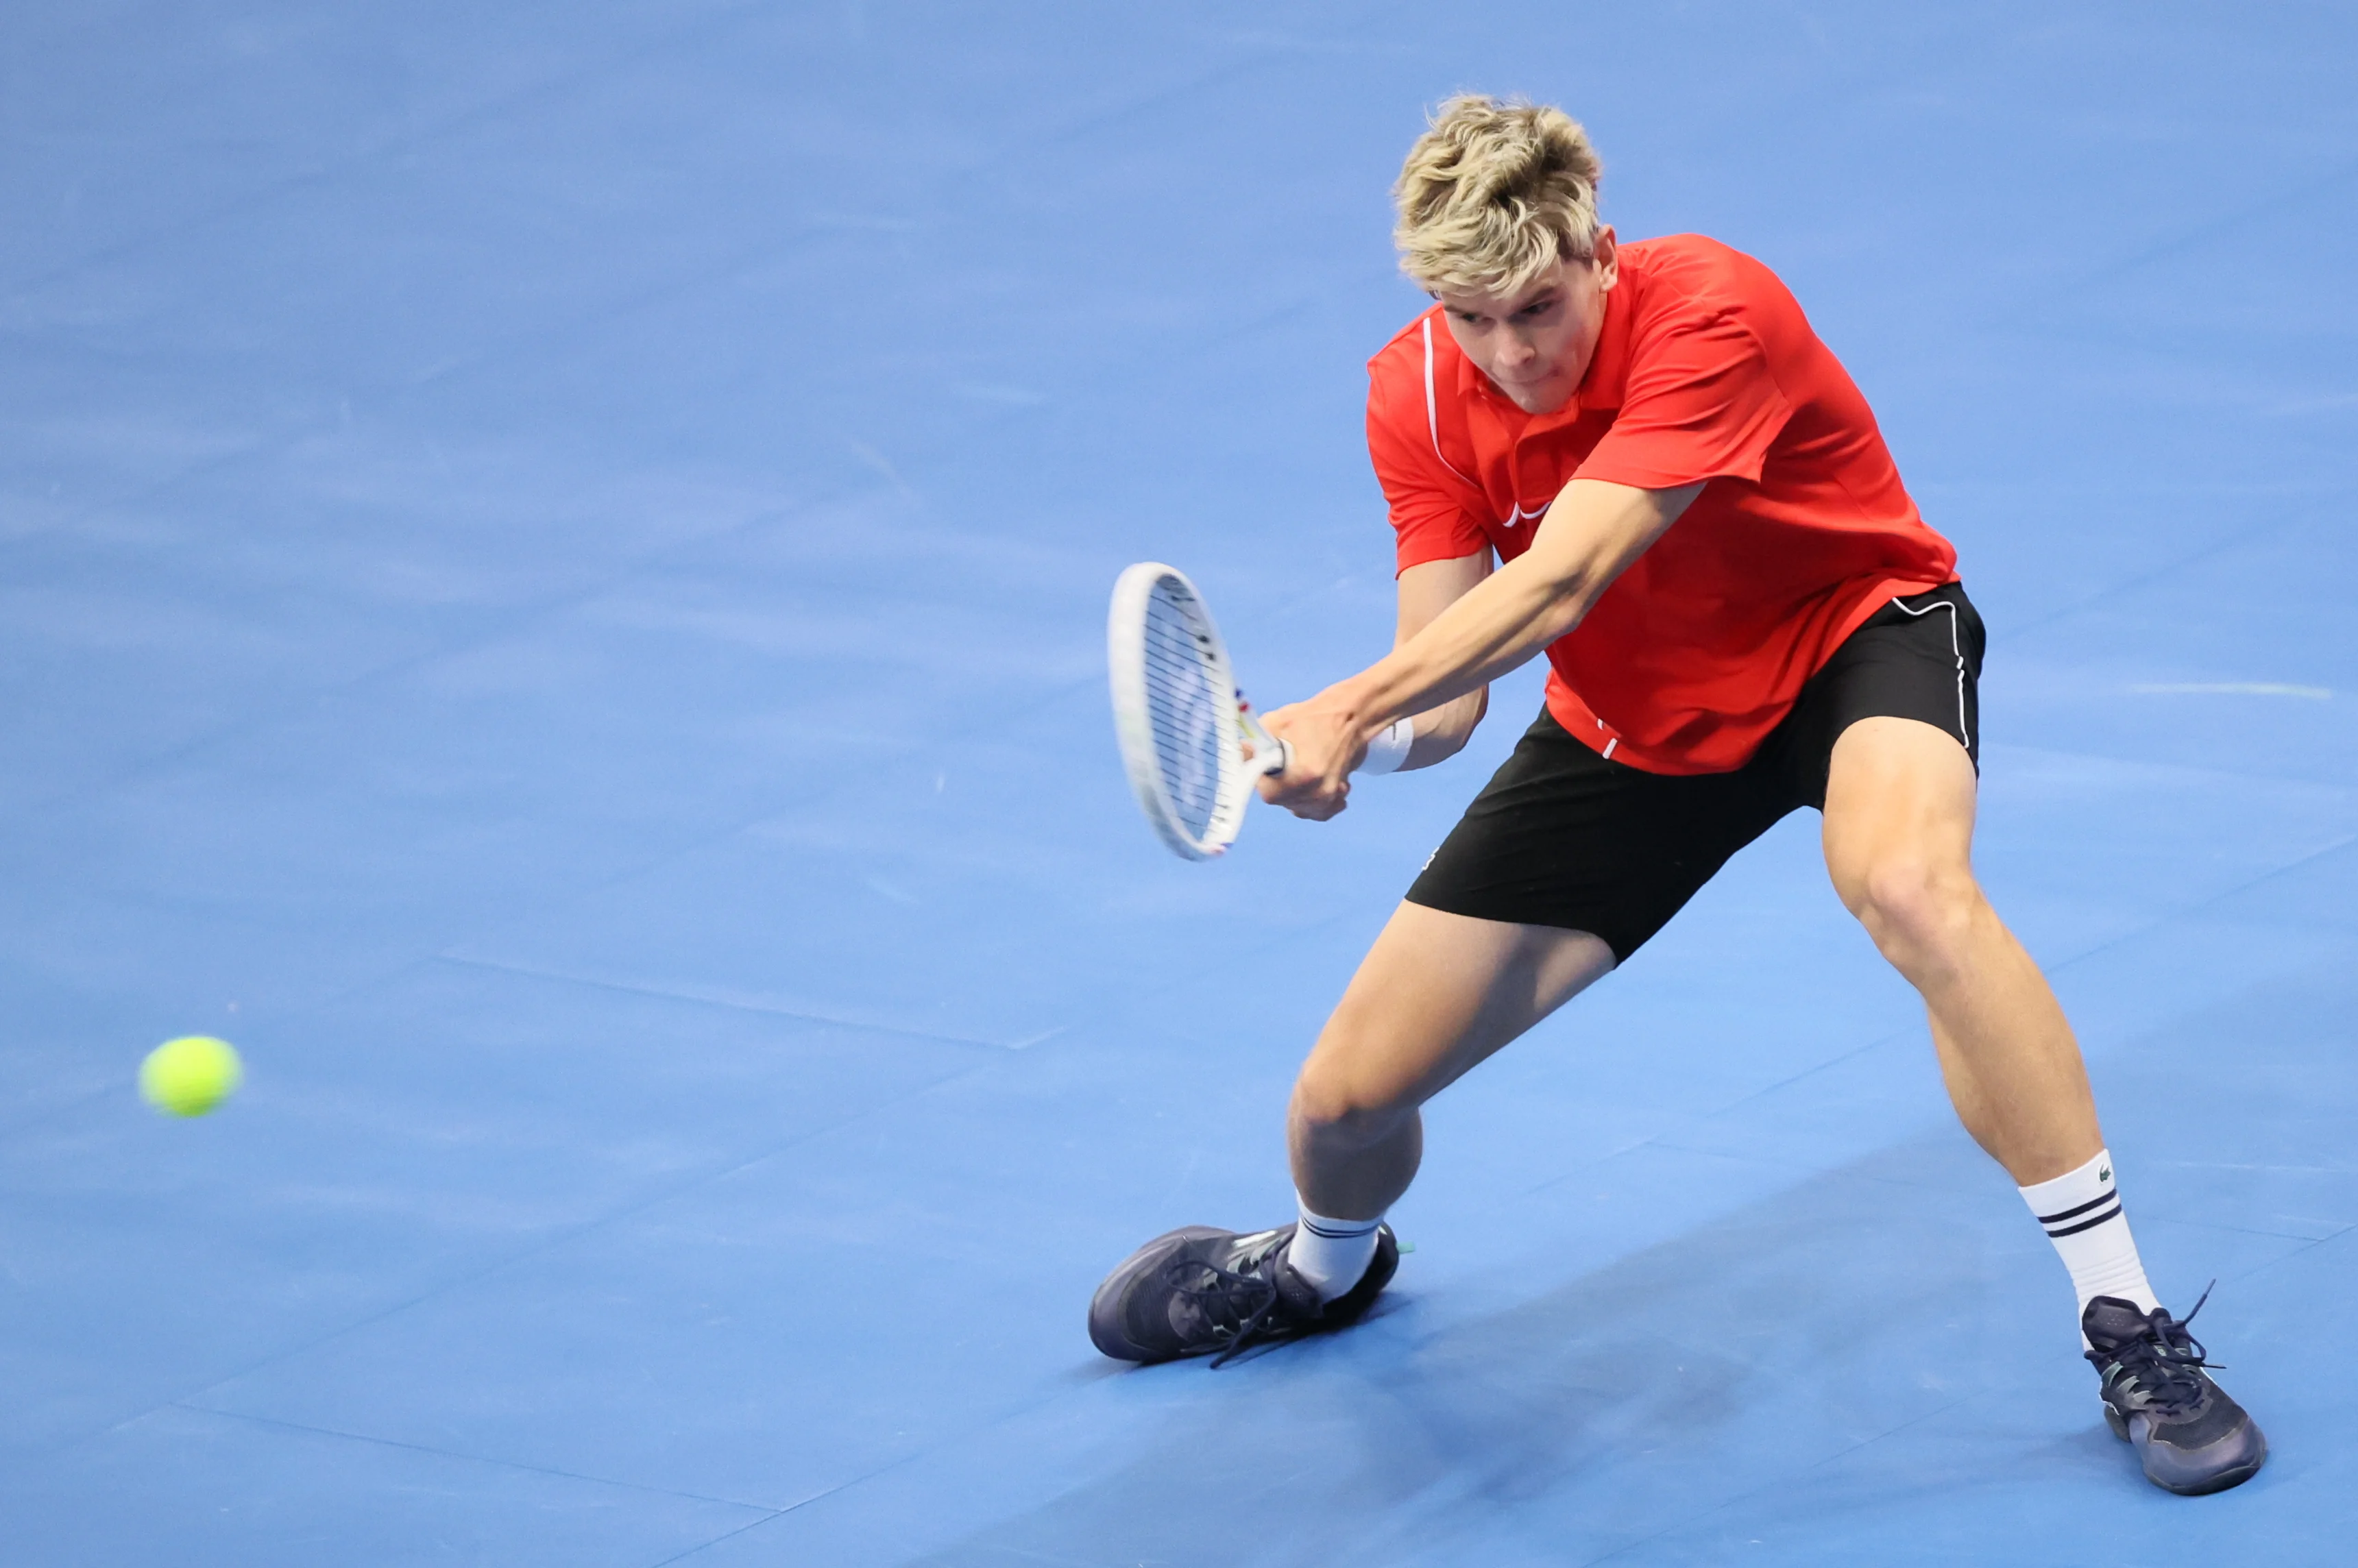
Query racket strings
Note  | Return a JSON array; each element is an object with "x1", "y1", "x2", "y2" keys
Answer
[{"x1": 1141, "y1": 587, "x2": 1230, "y2": 839}]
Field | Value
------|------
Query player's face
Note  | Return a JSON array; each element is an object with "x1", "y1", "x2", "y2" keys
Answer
[{"x1": 1434, "y1": 230, "x2": 1619, "y2": 415}]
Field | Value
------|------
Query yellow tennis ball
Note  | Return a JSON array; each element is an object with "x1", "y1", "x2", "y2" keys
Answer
[{"x1": 140, "y1": 1036, "x2": 243, "y2": 1117}]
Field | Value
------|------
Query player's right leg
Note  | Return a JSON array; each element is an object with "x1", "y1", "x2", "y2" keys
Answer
[
  {"x1": 1287, "y1": 903, "x2": 1614, "y2": 1222},
  {"x1": 1087, "y1": 905, "x2": 1612, "y2": 1366},
  {"x1": 1087, "y1": 708, "x2": 1784, "y2": 1366}
]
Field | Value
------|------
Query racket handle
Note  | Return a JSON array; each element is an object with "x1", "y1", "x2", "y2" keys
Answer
[{"x1": 1237, "y1": 700, "x2": 1290, "y2": 777}]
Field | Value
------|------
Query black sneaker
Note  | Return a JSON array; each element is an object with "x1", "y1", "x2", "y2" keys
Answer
[
  {"x1": 1086, "y1": 1221, "x2": 1398, "y2": 1366},
  {"x1": 2083, "y1": 1290, "x2": 2267, "y2": 1495}
]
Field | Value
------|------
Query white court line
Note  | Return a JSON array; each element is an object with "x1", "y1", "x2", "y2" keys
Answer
[{"x1": 2130, "y1": 682, "x2": 2333, "y2": 699}]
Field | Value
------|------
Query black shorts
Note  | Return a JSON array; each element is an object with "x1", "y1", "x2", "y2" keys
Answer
[{"x1": 1405, "y1": 583, "x2": 1986, "y2": 962}]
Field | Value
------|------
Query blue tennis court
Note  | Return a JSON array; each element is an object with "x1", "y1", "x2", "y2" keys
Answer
[{"x1": 4, "y1": 3, "x2": 2354, "y2": 1562}]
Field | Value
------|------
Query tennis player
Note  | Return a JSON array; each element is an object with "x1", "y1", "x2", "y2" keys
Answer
[{"x1": 1087, "y1": 95, "x2": 2265, "y2": 1495}]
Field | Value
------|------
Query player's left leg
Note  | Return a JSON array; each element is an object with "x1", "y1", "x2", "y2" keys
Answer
[
  {"x1": 1822, "y1": 715, "x2": 2265, "y2": 1494},
  {"x1": 1822, "y1": 715, "x2": 2099, "y2": 1185}
]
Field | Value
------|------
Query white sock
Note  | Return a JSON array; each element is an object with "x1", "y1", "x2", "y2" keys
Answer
[
  {"x1": 2019, "y1": 1149, "x2": 2159, "y2": 1340},
  {"x1": 1289, "y1": 1200, "x2": 1382, "y2": 1303}
]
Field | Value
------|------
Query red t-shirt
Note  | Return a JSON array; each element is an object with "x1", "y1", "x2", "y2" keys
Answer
[{"x1": 1368, "y1": 234, "x2": 1958, "y2": 774}]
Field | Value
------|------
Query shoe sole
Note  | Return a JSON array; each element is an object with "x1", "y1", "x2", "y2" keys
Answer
[{"x1": 2104, "y1": 1403, "x2": 2270, "y2": 1495}]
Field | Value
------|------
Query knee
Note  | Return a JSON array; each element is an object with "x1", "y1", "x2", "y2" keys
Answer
[
  {"x1": 1843, "y1": 855, "x2": 1982, "y2": 974},
  {"x1": 1289, "y1": 1055, "x2": 1415, "y2": 1150}
]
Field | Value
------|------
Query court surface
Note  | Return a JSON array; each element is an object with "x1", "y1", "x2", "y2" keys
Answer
[{"x1": 4, "y1": 3, "x2": 2355, "y2": 1563}]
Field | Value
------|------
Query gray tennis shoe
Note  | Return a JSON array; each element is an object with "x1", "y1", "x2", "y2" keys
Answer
[
  {"x1": 2083, "y1": 1290, "x2": 2266, "y2": 1495},
  {"x1": 1087, "y1": 1221, "x2": 1398, "y2": 1366}
]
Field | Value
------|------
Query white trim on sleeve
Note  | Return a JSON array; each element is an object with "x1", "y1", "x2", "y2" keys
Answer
[{"x1": 1420, "y1": 317, "x2": 1479, "y2": 487}]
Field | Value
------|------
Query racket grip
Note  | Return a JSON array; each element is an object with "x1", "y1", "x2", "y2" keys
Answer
[{"x1": 1237, "y1": 695, "x2": 1289, "y2": 778}]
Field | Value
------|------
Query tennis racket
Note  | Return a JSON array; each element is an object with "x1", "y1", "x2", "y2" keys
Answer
[{"x1": 1107, "y1": 562, "x2": 1291, "y2": 861}]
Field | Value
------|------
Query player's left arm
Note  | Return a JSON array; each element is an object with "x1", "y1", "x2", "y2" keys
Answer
[{"x1": 1261, "y1": 476, "x2": 1702, "y2": 818}]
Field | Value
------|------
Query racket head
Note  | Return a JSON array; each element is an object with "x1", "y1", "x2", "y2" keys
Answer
[{"x1": 1107, "y1": 562, "x2": 1258, "y2": 859}]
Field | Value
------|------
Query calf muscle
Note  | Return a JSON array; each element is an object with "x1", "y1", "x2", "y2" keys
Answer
[{"x1": 1289, "y1": 903, "x2": 1614, "y2": 1218}]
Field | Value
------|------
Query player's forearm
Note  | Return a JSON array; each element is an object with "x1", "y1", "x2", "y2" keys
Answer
[
  {"x1": 1337, "y1": 480, "x2": 1699, "y2": 740},
  {"x1": 1384, "y1": 551, "x2": 1495, "y2": 765},
  {"x1": 1400, "y1": 687, "x2": 1487, "y2": 769},
  {"x1": 1338, "y1": 546, "x2": 1607, "y2": 733}
]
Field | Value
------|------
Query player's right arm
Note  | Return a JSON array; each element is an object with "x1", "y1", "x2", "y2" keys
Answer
[{"x1": 1391, "y1": 550, "x2": 1492, "y2": 769}]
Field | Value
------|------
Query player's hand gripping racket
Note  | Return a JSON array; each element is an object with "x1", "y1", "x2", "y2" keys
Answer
[{"x1": 1107, "y1": 562, "x2": 1291, "y2": 860}]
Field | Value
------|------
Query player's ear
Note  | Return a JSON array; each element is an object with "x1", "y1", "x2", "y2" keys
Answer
[{"x1": 1591, "y1": 227, "x2": 1620, "y2": 289}]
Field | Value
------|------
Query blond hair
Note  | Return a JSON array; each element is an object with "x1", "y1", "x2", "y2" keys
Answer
[{"x1": 1392, "y1": 95, "x2": 1603, "y2": 296}]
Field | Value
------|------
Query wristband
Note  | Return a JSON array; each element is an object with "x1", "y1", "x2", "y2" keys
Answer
[{"x1": 1357, "y1": 717, "x2": 1414, "y2": 776}]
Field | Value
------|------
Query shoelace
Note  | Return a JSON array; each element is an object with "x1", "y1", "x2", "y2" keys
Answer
[
  {"x1": 1161, "y1": 1252, "x2": 1304, "y2": 1369},
  {"x1": 2093, "y1": 1282, "x2": 2223, "y2": 1419}
]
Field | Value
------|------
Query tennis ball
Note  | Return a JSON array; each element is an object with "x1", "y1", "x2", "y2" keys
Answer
[{"x1": 139, "y1": 1036, "x2": 243, "y2": 1117}]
